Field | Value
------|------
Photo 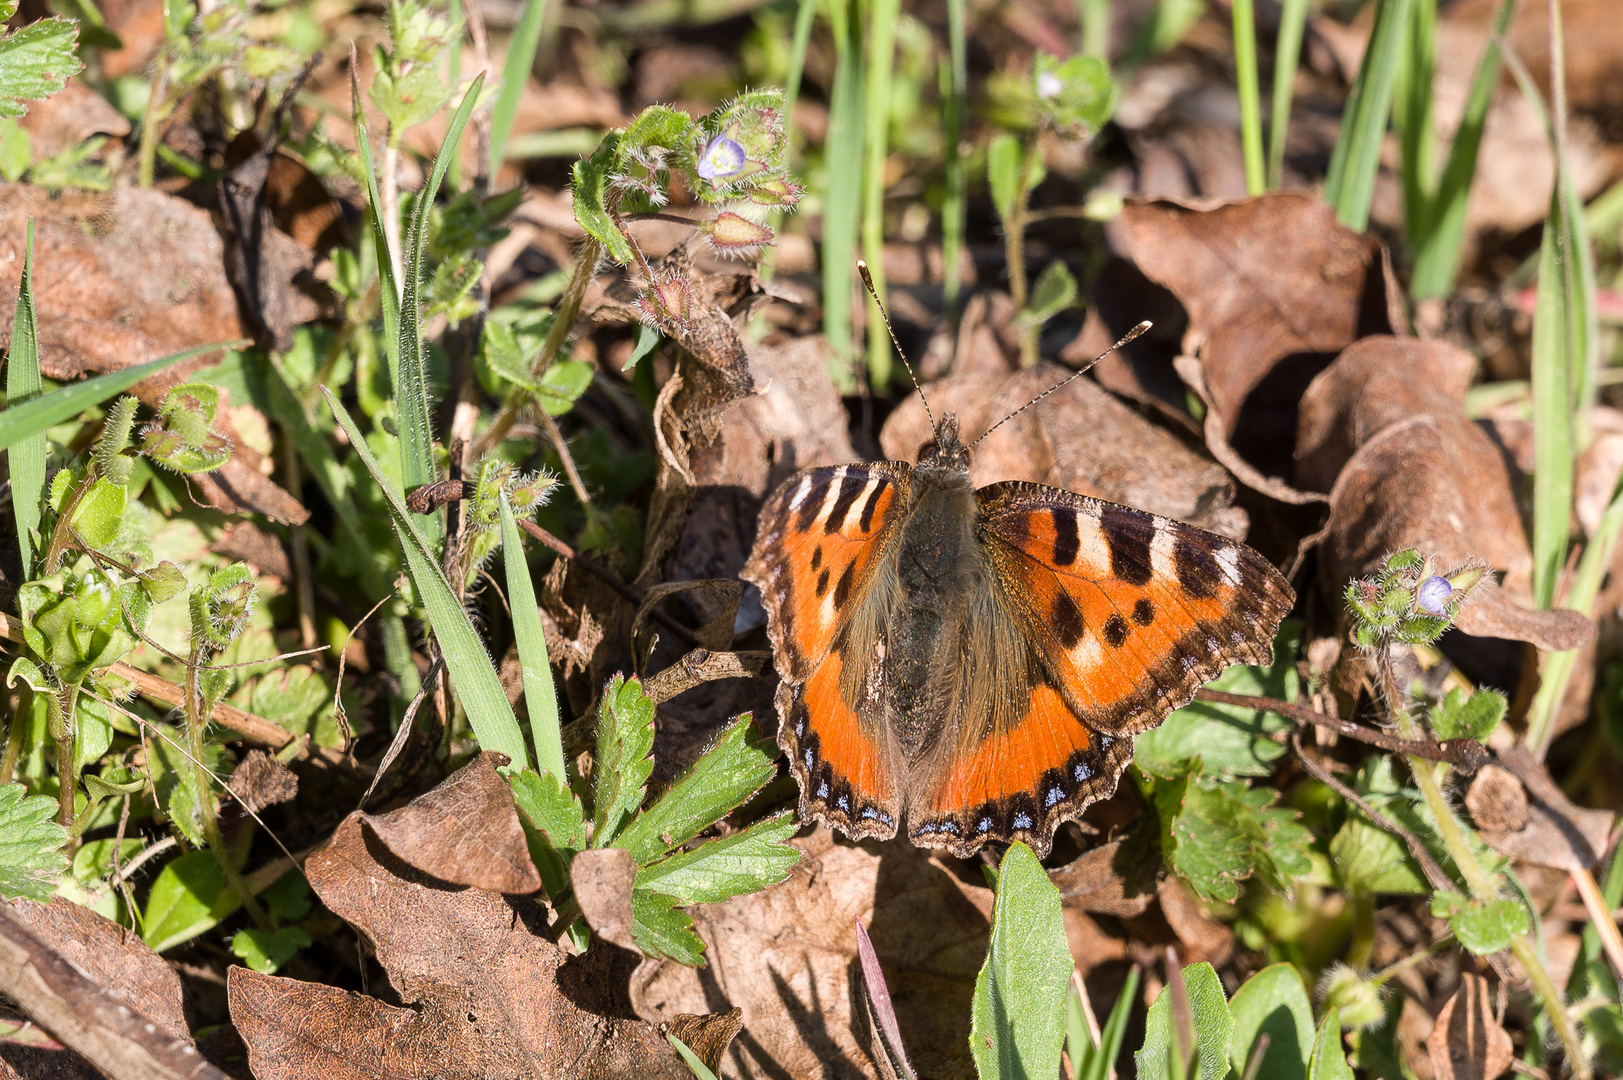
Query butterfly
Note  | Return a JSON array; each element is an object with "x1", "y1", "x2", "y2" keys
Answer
[{"x1": 741, "y1": 288, "x2": 1295, "y2": 860}]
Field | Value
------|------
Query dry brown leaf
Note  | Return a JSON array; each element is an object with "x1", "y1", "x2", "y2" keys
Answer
[
  {"x1": 230, "y1": 810, "x2": 714, "y2": 1080},
  {"x1": 571, "y1": 847, "x2": 639, "y2": 952},
  {"x1": 228, "y1": 750, "x2": 298, "y2": 814},
  {"x1": 880, "y1": 364, "x2": 1248, "y2": 537},
  {"x1": 0, "y1": 897, "x2": 194, "y2": 1079},
  {"x1": 1473, "y1": 745, "x2": 1617, "y2": 871},
  {"x1": 1426, "y1": 974, "x2": 1512, "y2": 1080},
  {"x1": 1049, "y1": 831, "x2": 1160, "y2": 918},
  {"x1": 16, "y1": 82, "x2": 130, "y2": 162},
  {"x1": 1064, "y1": 257, "x2": 1197, "y2": 433},
  {"x1": 1107, "y1": 192, "x2": 1405, "y2": 502},
  {"x1": 1464, "y1": 765, "x2": 1528, "y2": 834},
  {"x1": 361, "y1": 752, "x2": 541, "y2": 895},
  {"x1": 632, "y1": 829, "x2": 989, "y2": 1080}
]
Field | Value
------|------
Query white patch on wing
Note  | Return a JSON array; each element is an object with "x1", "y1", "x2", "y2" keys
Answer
[
  {"x1": 787, "y1": 473, "x2": 815, "y2": 512},
  {"x1": 814, "y1": 465, "x2": 850, "y2": 528},
  {"x1": 1216, "y1": 545, "x2": 1242, "y2": 585},
  {"x1": 1071, "y1": 509, "x2": 1113, "y2": 579},
  {"x1": 842, "y1": 476, "x2": 881, "y2": 533},
  {"x1": 1149, "y1": 522, "x2": 1179, "y2": 584}
]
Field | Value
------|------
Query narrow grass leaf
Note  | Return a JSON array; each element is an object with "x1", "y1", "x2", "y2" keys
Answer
[
  {"x1": 1529, "y1": 188, "x2": 1575, "y2": 612},
  {"x1": 5, "y1": 220, "x2": 42, "y2": 574},
  {"x1": 857, "y1": 915, "x2": 919, "y2": 1080},
  {"x1": 1266, "y1": 0, "x2": 1309, "y2": 188},
  {"x1": 489, "y1": 0, "x2": 548, "y2": 173},
  {"x1": 1227, "y1": 963, "x2": 1315, "y2": 1080},
  {"x1": 1137, "y1": 962, "x2": 1232, "y2": 1080},
  {"x1": 1323, "y1": 0, "x2": 1414, "y2": 231},
  {"x1": 861, "y1": 0, "x2": 899, "y2": 388},
  {"x1": 971, "y1": 841, "x2": 1072, "y2": 1080},
  {"x1": 0, "y1": 343, "x2": 238, "y2": 454},
  {"x1": 821, "y1": 2, "x2": 865, "y2": 384},
  {"x1": 1394, "y1": 0, "x2": 1436, "y2": 250},
  {"x1": 634, "y1": 813, "x2": 800, "y2": 905},
  {"x1": 351, "y1": 76, "x2": 401, "y2": 390},
  {"x1": 1073, "y1": 965, "x2": 1141, "y2": 1080},
  {"x1": 396, "y1": 75, "x2": 486, "y2": 546},
  {"x1": 592, "y1": 674, "x2": 655, "y2": 845},
  {"x1": 667, "y1": 1033, "x2": 721, "y2": 1080},
  {"x1": 942, "y1": 0, "x2": 968, "y2": 322},
  {"x1": 1230, "y1": 0, "x2": 1265, "y2": 194},
  {"x1": 1408, "y1": 0, "x2": 1513, "y2": 298},
  {"x1": 499, "y1": 494, "x2": 562, "y2": 779},
  {"x1": 321, "y1": 386, "x2": 528, "y2": 766},
  {"x1": 612, "y1": 717, "x2": 778, "y2": 865}
]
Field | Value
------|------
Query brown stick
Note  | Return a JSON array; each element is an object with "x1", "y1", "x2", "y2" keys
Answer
[
  {"x1": 1195, "y1": 688, "x2": 1488, "y2": 770},
  {"x1": 0, "y1": 904, "x2": 231, "y2": 1080}
]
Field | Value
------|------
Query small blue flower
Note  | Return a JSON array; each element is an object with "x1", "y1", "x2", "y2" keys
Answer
[
  {"x1": 696, "y1": 135, "x2": 747, "y2": 181},
  {"x1": 1416, "y1": 575, "x2": 1453, "y2": 615}
]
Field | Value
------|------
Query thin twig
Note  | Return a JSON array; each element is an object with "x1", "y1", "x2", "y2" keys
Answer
[
  {"x1": 1573, "y1": 863, "x2": 1623, "y2": 985},
  {"x1": 536, "y1": 407, "x2": 593, "y2": 509},
  {"x1": 1196, "y1": 688, "x2": 1487, "y2": 768},
  {"x1": 109, "y1": 836, "x2": 178, "y2": 887},
  {"x1": 515, "y1": 519, "x2": 696, "y2": 644}
]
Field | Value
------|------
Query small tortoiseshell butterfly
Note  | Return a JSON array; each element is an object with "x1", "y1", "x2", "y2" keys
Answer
[{"x1": 741, "y1": 270, "x2": 1295, "y2": 859}]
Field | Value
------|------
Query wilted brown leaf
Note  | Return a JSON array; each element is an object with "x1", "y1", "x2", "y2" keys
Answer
[
  {"x1": 230, "y1": 810, "x2": 713, "y2": 1080},
  {"x1": 1107, "y1": 192, "x2": 1405, "y2": 502},
  {"x1": 228, "y1": 750, "x2": 299, "y2": 814},
  {"x1": 881, "y1": 363, "x2": 1248, "y2": 536},
  {"x1": 1427, "y1": 973, "x2": 1512, "y2": 1080},
  {"x1": 1472, "y1": 745, "x2": 1617, "y2": 871},
  {"x1": 1049, "y1": 830, "x2": 1160, "y2": 918},
  {"x1": 571, "y1": 847, "x2": 639, "y2": 952},
  {"x1": 361, "y1": 752, "x2": 541, "y2": 895}
]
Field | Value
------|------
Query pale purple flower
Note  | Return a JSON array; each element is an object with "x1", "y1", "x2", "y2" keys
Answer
[
  {"x1": 696, "y1": 135, "x2": 747, "y2": 181},
  {"x1": 1417, "y1": 575, "x2": 1453, "y2": 615}
]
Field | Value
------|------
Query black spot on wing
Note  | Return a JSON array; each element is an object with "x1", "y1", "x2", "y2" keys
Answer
[
  {"x1": 1052, "y1": 592, "x2": 1085, "y2": 649},
  {"x1": 810, "y1": 545, "x2": 822, "y2": 570},
  {"x1": 1174, "y1": 532, "x2": 1222, "y2": 600},
  {"x1": 833, "y1": 561, "x2": 856, "y2": 609},
  {"x1": 1103, "y1": 613, "x2": 1129, "y2": 648},
  {"x1": 1132, "y1": 598, "x2": 1155, "y2": 626},
  {"x1": 1050, "y1": 507, "x2": 1079, "y2": 567},
  {"x1": 1100, "y1": 505, "x2": 1155, "y2": 586},
  {"x1": 815, "y1": 567, "x2": 831, "y2": 597}
]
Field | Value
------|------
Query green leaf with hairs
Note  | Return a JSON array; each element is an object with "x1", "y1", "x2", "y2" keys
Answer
[
  {"x1": 0, "y1": 17, "x2": 81, "y2": 118},
  {"x1": 1137, "y1": 962, "x2": 1233, "y2": 1080},
  {"x1": 971, "y1": 842, "x2": 1071, "y2": 1080},
  {"x1": 630, "y1": 888, "x2": 706, "y2": 966},
  {"x1": 570, "y1": 139, "x2": 636, "y2": 265},
  {"x1": 635, "y1": 813, "x2": 800, "y2": 905},
  {"x1": 0, "y1": 782, "x2": 68, "y2": 901},
  {"x1": 592, "y1": 674, "x2": 655, "y2": 846}
]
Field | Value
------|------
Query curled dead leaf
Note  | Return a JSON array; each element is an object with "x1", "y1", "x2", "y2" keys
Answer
[
  {"x1": 881, "y1": 364, "x2": 1248, "y2": 537},
  {"x1": 1471, "y1": 744, "x2": 1617, "y2": 871},
  {"x1": 1426, "y1": 973, "x2": 1512, "y2": 1080},
  {"x1": 229, "y1": 749, "x2": 299, "y2": 814},
  {"x1": 361, "y1": 752, "x2": 541, "y2": 895}
]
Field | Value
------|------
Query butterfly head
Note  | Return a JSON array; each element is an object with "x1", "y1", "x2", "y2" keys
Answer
[{"x1": 917, "y1": 413, "x2": 971, "y2": 475}]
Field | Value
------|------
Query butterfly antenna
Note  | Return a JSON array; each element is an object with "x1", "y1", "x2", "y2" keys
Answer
[
  {"x1": 858, "y1": 260, "x2": 938, "y2": 437},
  {"x1": 967, "y1": 320, "x2": 1152, "y2": 450}
]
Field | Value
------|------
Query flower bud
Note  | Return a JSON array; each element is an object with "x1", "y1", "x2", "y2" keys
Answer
[
  {"x1": 702, "y1": 211, "x2": 774, "y2": 258},
  {"x1": 637, "y1": 273, "x2": 693, "y2": 331},
  {"x1": 1318, "y1": 964, "x2": 1386, "y2": 1030},
  {"x1": 1416, "y1": 575, "x2": 1453, "y2": 615}
]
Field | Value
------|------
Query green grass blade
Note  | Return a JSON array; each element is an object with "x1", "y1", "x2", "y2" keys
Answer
[
  {"x1": 1266, "y1": 0, "x2": 1308, "y2": 188},
  {"x1": 1089, "y1": 965, "x2": 1142, "y2": 1080},
  {"x1": 1529, "y1": 189, "x2": 1574, "y2": 613},
  {"x1": 943, "y1": 0, "x2": 968, "y2": 325},
  {"x1": 5, "y1": 220, "x2": 42, "y2": 576},
  {"x1": 1080, "y1": 0, "x2": 1109, "y2": 57},
  {"x1": 667, "y1": 1033, "x2": 721, "y2": 1080},
  {"x1": 489, "y1": 0, "x2": 549, "y2": 174},
  {"x1": 396, "y1": 74, "x2": 486, "y2": 548},
  {"x1": 1408, "y1": 0, "x2": 1514, "y2": 299},
  {"x1": 1230, "y1": 0, "x2": 1265, "y2": 194},
  {"x1": 971, "y1": 842, "x2": 1072, "y2": 1080},
  {"x1": 499, "y1": 493, "x2": 561, "y2": 779},
  {"x1": 351, "y1": 78, "x2": 401, "y2": 392},
  {"x1": 1323, "y1": 0, "x2": 1415, "y2": 231},
  {"x1": 1394, "y1": 0, "x2": 1437, "y2": 247},
  {"x1": 320, "y1": 385, "x2": 528, "y2": 766},
  {"x1": 755, "y1": 0, "x2": 817, "y2": 289},
  {"x1": 861, "y1": 0, "x2": 899, "y2": 389},
  {"x1": 0, "y1": 342, "x2": 241, "y2": 454},
  {"x1": 821, "y1": 1, "x2": 865, "y2": 387}
]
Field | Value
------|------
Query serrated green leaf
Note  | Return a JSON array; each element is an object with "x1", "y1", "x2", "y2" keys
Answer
[
  {"x1": 1308, "y1": 1008, "x2": 1355, "y2": 1080},
  {"x1": 630, "y1": 888, "x2": 706, "y2": 966},
  {"x1": 1428, "y1": 687, "x2": 1506, "y2": 743},
  {"x1": 593, "y1": 674, "x2": 655, "y2": 845},
  {"x1": 231, "y1": 926, "x2": 311, "y2": 974},
  {"x1": 636, "y1": 813, "x2": 800, "y2": 905},
  {"x1": 6, "y1": 219, "x2": 41, "y2": 575},
  {"x1": 971, "y1": 842, "x2": 1071, "y2": 1080},
  {"x1": 1228, "y1": 963, "x2": 1315, "y2": 1080},
  {"x1": 0, "y1": 17, "x2": 81, "y2": 118},
  {"x1": 1136, "y1": 624, "x2": 1297, "y2": 779},
  {"x1": 1137, "y1": 962, "x2": 1233, "y2": 1080},
  {"x1": 0, "y1": 782, "x2": 68, "y2": 900},
  {"x1": 369, "y1": 56, "x2": 447, "y2": 131},
  {"x1": 1430, "y1": 890, "x2": 1529, "y2": 955},
  {"x1": 1155, "y1": 773, "x2": 1313, "y2": 904},
  {"x1": 321, "y1": 387, "x2": 529, "y2": 766},
  {"x1": 613, "y1": 718, "x2": 778, "y2": 865},
  {"x1": 509, "y1": 767, "x2": 585, "y2": 900},
  {"x1": 534, "y1": 359, "x2": 594, "y2": 417},
  {"x1": 571, "y1": 138, "x2": 636, "y2": 265}
]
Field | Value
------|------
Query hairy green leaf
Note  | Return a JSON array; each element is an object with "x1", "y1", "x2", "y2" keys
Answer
[
  {"x1": 1428, "y1": 686, "x2": 1506, "y2": 743},
  {"x1": 0, "y1": 782, "x2": 68, "y2": 901},
  {"x1": 1308, "y1": 1008, "x2": 1355, "y2": 1080},
  {"x1": 0, "y1": 17, "x2": 81, "y2": 118},
  {"x1": 1155, "y1": 772, "x2": 1313, "y2": 904},
  {"x1": 592, "y1": 674, "x2": 656, "y2": 846},
  {"x1": 635, "y1": 813, "x2": 800, "y2": 905},
  {"x1": 1228, "y1": 963, "x2": 1315, "y2": 1080},
  {"x1": 508, "y1": 766, "x2": 584, "y2": 901},
  {"x1": 614, "y1": 717, "x2": 779, "y2": 865},
  {"x1": 6, "y1": 220, "x2": 42, "y2": 575},
  {"x1": 1137, "y1": 962, "x2": 1232, "y2": 1080},
  {"x1": 971, "y1": 842, "x2": 1071, "y2": 1080},
  {"x1": 570, "y1": 138, "x2": 636, "y2": 265},
  {"x1": 1431, "y1": 891, "x2": 1529, "y2": 955},
  {"x1": 630, "y1": 888, "x2": 706, "y2": 966}
]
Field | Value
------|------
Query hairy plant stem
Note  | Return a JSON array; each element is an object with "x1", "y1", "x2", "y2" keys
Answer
[
  {"x1": 185, "y1": 649, "x2": 269, "y2": 929},
  {"x1": 471, "y1": 236, "x2": 602, "y2": 459},
  {"x1": 1376, "y1": 653, "x2": 1590, "y2": 1077},
  {"x1": 46, "y1": 683, "x2": 79, "y2": 839},
  {"x1": 0, "y1": 685, "x2": 24, "y2": 786},
  {"x1": 382, "y1": 138, "x2": 405, "y2": 292},
  {"x1": 136, "y1": 56, "x2": 173, "y2": 188}
]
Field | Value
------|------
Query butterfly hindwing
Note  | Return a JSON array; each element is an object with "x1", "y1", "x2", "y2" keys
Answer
[
  {"x1": 744, "y1": 462, "x2": 911, "y2": 840},
  {"x1": 978, "y1": 481, "x2": 1295, "y2": 735}
]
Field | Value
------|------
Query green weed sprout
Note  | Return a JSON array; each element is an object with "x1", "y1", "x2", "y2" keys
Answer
[
  {"x1": 1345, "y1": 548, "x2": 1589, "y2": 1074},
  {"x1": 476, "y1": 91, "x2": 802, "y2": 455},
  {"x1": 984, "y1": 53, "x2": 1116, "y2": 366}
]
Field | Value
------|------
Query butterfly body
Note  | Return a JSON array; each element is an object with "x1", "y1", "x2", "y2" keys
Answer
[{"x1": 743, "y1": 413, "x2": 1293, "y2": 859}]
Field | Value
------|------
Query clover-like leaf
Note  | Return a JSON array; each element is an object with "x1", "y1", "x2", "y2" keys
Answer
[
  {"x1": 1428, "y1": 687, "x2": 1506, "y2": 743},
  {"x1": 1431, "y1": 890, "x2": 1529, "y2": 955}
]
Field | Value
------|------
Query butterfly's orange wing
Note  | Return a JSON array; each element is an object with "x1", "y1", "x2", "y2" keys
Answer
[
  {"x1": 743, "y1": 463, "x2": 911, "y2": 840},
  {"x1": 910, "y1": 482, "x2": 1294, "y2": 858}
]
